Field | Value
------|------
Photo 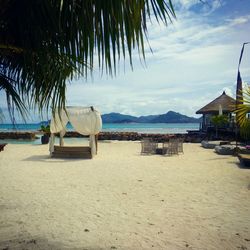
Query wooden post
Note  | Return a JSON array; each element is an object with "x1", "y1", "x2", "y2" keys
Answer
[
  {"x1": 95, "y1": 134, "x2": 98, "y2": 154},
  {"x1": 59, "y1": 131, "x2": 64, "y2": 146},
  {"x1": 202, "y1": 115, "x2": 205, "y2": 131}
]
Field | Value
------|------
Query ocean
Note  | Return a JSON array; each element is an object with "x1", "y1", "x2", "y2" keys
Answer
[
  {"x1": 0, "y1": 123, "x2": 199, "y2": 134},
  {"x1": 0, "y1": 123, "x2": 200, "y2": 144}
]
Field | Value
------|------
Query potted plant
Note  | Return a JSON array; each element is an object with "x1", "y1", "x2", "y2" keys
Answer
[{"x1": 40, "y1": 125, "x2": 50, "y2": 144}]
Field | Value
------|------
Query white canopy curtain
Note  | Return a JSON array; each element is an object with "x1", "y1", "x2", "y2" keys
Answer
[{"x1": 49, "y1": 106, "x2": 102, "y2": 156}]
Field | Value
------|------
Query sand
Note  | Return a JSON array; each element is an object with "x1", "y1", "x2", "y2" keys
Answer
[{"x1": 0, "y1": 141, "x2": 249, "y2": 250}]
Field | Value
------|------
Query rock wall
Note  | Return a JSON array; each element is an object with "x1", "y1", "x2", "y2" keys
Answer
[
  {"x1": 62, "y1": 131, "x2": 204, "y2": 143},
  {"x1": 0, "y1": 132, "x2": 37, "y2": 140},
  {"x1": 0, "y1": 131, "x2": 206, "y2": 143}
]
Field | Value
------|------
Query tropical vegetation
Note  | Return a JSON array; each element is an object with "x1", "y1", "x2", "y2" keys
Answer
[
  {"x1": 211, "y1": 114, "x2": 229, "y2": 138},
  {"x1": 40, "y1": 125, "x2": 51, "y2": 135},
  {"x1": 0, "y1": 0, "x2": 175, "y2": 121},
  {"x1": 235, "y1": 86, "x2": 250, "y2": 140}
]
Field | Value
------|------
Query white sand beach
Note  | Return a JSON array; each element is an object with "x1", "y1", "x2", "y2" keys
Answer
[{"x1": 0, "y1": 141, "x2": 249, "y2": 250}]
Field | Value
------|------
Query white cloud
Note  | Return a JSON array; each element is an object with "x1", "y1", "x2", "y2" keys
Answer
[
  {"x1": 227, "y1": 15, "x2": 250, "y2": 26},
  {"x1": 222, "y1": 87, "x2": 233, "y2": 97},
  {"x1": 174, "y1": 0, "x2": 223, "y2": 13}
]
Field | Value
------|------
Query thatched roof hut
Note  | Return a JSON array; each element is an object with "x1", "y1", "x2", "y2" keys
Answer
[{"x1": 196, "y1": 91, "x2": 236, "y2": 115}]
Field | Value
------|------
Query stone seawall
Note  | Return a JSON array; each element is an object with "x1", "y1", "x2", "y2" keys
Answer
[
  {"x1": 0, "y1": 131, "x2": 205, "y2": 143},
  {"x1": 0, "y1": 132, "x2": 37, "y2": 140},
  {"x1": 63, "y1": 131, "x2": 205, "y2": 143}
]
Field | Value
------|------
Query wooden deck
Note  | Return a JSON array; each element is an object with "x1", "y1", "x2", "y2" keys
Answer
[{"x1": 52, "y1": 146, "x2": 92, "y2": 159}]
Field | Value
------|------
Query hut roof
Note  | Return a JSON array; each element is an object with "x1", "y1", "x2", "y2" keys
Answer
[{"x1": 196, "y1": 91, "x2": 236, "y2": 114}]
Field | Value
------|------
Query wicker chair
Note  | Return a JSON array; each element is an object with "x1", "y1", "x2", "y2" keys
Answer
[
  {"x1": 141, "y1": 138, "x2": 157, "y2": 154},
  {"x1": 178, "y1": 138, "x2": 184, "y2": 154},
  {"x1": 163, "y1": 139, "x2": 179, "y2": 155},
  {"x1": 162, "y1": 141, "x2": 169, "y2": 155}
]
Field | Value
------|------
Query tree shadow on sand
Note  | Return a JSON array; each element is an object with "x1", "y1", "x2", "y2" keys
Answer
[
  {"x1": 0, "y1": 204, "x2": 113, "y2": 250},
  {"x1": 0, "y1": 235, "x2": 106, "y2": 250}
]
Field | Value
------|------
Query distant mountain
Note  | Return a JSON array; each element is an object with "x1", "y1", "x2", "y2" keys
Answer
[
  {"x1": 150, "y1": 111, "x2": 200, "y2": 123},
  {"x1": 102, "y1": 111, "x2": 201, "y2": 123},
  {"x1": 101, "y1": 112, "x2": 138, "y2": 123},
  {"x1": 137, "y1": 114, "x2": 158, "y2": 123}
]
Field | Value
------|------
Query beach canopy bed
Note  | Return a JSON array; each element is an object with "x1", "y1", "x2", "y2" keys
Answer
[{"x1": 49, "y1": 106, "x2": 102, "y2": 158}]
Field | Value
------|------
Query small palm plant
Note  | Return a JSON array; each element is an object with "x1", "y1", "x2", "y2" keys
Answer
[
  {"x1": 211, "y1": 114, "x2": 229, "y2": 138},
  {"x1": 40, "y1": 125, "x2": 50, "y2": 134},
  {"x1": 40, "y1": 125, "x2": 50, "y2": 144}
]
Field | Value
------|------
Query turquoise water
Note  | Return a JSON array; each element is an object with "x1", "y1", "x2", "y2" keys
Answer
[
  {"x1": 0, "y1": 123, "x2": 199, "y2": 144},
  {"x1": 0, "y1": 123, "x2": 199, "y2": 134},
  {"x1": 102, "y1": 123, "x2": 199, "y2": 133}
]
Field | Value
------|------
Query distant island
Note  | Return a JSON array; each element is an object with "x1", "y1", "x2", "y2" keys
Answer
[
  {"x1": 101, "y1": 111, "x2": 201, "y2": 124},
  {"x1": 36, "y1": 111, "x2": 201, "y2": 125}
]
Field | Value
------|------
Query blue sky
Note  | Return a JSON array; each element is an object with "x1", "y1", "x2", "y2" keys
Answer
[
  {"x1": 66, "y1": 0, "x2": 250, "y2": 117},
  {"x1": 1, "y1": 0, "x2": 250, "y2": 122}
]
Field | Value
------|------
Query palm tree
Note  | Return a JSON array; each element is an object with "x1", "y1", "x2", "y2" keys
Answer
[
  {"x1": 235, "y1": 86, "x2": 250, "y2": 140},
  {"x1": 0, "y1": 0, "x2": 175, "y2": 121},
  {"x1": 235, "y1": 42, "x2": 250, "y2": 141}
]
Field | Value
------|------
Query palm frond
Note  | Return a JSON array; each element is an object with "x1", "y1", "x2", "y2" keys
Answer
[
  {"x1": 235, "y1": 86, "x2": 250, "y2": 127},
  {"x1": 0, "y1": 73, "x2": 28, "y2": 122},
  {"x1": 0, "y1": 0, "x2": 175, "y2": 119},
  {"x1": 240, "y1": 120, "x2": 250, "y2": 141},
  {"x1": 0, "y1": 107, "x2": 4, "y2": 122}
]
